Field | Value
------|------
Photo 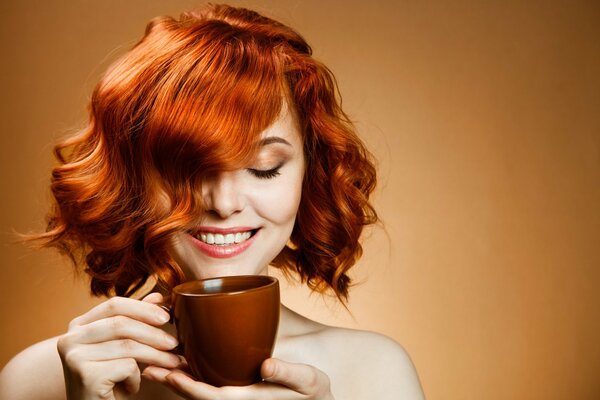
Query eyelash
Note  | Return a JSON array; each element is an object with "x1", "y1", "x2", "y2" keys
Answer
[{"x1": 248, "y1": 164, "x2": 283, "y2": 179}]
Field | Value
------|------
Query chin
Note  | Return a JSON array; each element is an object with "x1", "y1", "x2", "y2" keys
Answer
[{"x1": 179, "y1": 258, "x2": 271, "y2": 281}]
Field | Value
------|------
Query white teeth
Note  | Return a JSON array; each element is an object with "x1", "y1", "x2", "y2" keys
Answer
[
  {"x1": 195, "y1": 230, "x2": 253, "y2": 246},
  {"x1": 206, "y1": 233, "x2": 215, "y2": 244}
]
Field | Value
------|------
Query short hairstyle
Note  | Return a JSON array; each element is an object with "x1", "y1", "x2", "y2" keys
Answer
[{"x1": 37, "y1": 4, "x2": 377, "y2": 301}]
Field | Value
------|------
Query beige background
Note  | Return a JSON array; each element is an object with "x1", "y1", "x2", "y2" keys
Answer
[{"x1": 1, "y1": 1, "x2": 599, "y2": 399}]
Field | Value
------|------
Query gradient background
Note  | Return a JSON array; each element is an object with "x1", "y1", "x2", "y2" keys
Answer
[{"x1": 1, "y1": 1, "x2": 598, "y2": 399}]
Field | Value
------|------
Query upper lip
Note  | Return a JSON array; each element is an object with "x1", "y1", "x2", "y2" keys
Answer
[{"x1": 189, "y1": 226, "x2": 257, "y2": 235}]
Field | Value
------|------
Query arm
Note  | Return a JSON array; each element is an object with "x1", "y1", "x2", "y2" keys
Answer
[
  {"x1": 1, "y1": 293, "x2": 181, "y2": 400},
  {"x1": 0, "y1": 337, "x2": 66, "y2": 400}
]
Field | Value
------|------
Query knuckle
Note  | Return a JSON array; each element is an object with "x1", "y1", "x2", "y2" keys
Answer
[
  {"x1": 270, "y1": 361, "x2": 284, "y2": 380},
  {"x1": 56, "y1": 332, "x2": 77, "y2": 357},
  {"x1": 67, "y1": 316, "x2": 83, "y2": 330},
  {"x1": 56, "y1": 334, "x2": 69, "y2": 354},
  {"x1": 108, "y1": 315, "x2": 127, "y2": 333},
  {"x1": 313, "y1": 370, "x2": 331, "y2": 396},
  {"x1": 302, "y1": 366, "x2": 328, "y2": 394},
  {"x1": 306, "y1": 369, "x2": 320, "y2": 390},
  {"x1": 104, "y1": 296, "x2": 123, "y2": 313},
  {"x1": 119, "y1": 338, "x2": 136, "y2": 352},
  {"x1": 124, "y1": 358, "x2": 139, "y2": 374}
]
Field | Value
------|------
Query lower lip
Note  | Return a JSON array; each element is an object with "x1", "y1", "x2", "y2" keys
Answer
[{"x1": 187, "y1": 230, "x2": 259, "y2": 259}]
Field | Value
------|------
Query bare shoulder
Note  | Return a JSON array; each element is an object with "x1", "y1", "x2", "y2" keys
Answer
[
  {"x1": 0, "y1": 337, "x2": 65, "y2": 400},
  {"x1": 314, "y1": 327, "x2": 425, "y2": 400},
  {"x1": 278, "y1": 306, "x2": 425, "y2": 399}
]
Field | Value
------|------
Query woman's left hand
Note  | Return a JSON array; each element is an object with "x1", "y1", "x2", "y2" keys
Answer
[{"x1": 142, "y1": 358, "x2": 334, "y2": 399}]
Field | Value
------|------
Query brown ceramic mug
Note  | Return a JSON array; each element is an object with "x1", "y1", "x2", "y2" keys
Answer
[{"x1": 170, "y1": 275, "x2": 280, "y2": 387}]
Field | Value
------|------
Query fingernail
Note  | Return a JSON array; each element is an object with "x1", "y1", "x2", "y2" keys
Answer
[
  {"x1": 171, "y1": 354, "x2": 183, "y2": 367},
  {"x1": 156, "y1": 311, "x2": 170, "y2": 323},
  {"x1": 165, "y1": 335, "x2": 178, "y2": 348}
]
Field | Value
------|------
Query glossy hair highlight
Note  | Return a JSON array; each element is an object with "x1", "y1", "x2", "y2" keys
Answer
[{"x1": 36, "y1": 4, "x2": 377, "y2": 301}]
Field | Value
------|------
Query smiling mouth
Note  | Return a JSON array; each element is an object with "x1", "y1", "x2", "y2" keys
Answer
[{"x1": 188, "y1": 229, "x2": 259, "y2": 246}]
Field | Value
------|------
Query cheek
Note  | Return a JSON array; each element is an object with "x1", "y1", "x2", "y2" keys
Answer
[
  {"x1": 167, "y1": 234, "x2": 194, "y2": 275},
  {"x1": 251, "y1": 175, "x2": 303, "y2": 225}
]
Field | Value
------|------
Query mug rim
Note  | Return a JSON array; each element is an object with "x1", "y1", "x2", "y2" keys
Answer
[{"x1": 173, "y1": 275, "x2": 278, "y2": 297}]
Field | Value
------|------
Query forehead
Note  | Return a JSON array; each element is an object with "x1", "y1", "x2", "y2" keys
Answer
[{"x1": 258, "y1": 102, "x2": 302, "y2": 147}]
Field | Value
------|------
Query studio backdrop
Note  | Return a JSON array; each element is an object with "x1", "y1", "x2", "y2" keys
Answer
[{"x1": 1, "y1": 1, "x2": 598, "y2": 399}]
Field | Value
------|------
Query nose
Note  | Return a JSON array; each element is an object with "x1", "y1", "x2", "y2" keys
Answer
[{"x1": 202, "y1": 171, "x2": 246, "y2": 218}]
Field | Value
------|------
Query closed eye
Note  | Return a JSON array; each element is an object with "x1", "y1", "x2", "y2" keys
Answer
[{"x1": 247, "y1": 163, "x2": 283, "y2": 179}]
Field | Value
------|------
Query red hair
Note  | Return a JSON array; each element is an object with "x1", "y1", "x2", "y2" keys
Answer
[{"x1": 37, "y1": 4, "x2": 377, "y2": 301}]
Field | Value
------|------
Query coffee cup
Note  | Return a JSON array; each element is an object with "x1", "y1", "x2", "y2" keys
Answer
[{"x1": 170, "y1": 275, "x2": 280, "y2": 387}]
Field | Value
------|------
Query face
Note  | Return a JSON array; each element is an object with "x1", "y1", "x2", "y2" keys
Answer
[{"x1": 169, "y1": 104, "x2": 305, "y2": 280}]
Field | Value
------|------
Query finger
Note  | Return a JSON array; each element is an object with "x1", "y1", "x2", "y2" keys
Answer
[
  {"x1": 142, "y1": 366, "x2": 190, "y2": 388},
  {"x1": 161, "y1": 370, "x2": 299, "y2": 400},
  {"x1": 162, "y1": 370, "x2": 221, "y2": 399},
  {"x1": 75, "y1": 340, "x2": 183, "y2": 368},
  {"x1": 67, "y1": 315, "x2": 178, "y2": 350},
  {"x1": 142, "y1": 292, "x2": 164, "y2": 304},
  {"x1": 69, "y1": 296, "x2": 170, "y2": 328},
  {"x1": 262, "y1": 358, "x2": 329, "y2": 395},
  {"x1": 142, "y1": 292, "x2": 173, "y2": 323},
  {"x1": 85, "y1": 358, "x2": 141, "y2": 397},
  {"x1": 142, "y1": 365, "x2": 171, "y2": 382},
  {"x1": 110, "y1": 359, "x2": 142, "y2": 395}
]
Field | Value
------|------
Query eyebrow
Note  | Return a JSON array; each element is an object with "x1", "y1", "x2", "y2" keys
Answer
[{"x1": 260, "y1": 137, "x2": 292, "y2": 147}]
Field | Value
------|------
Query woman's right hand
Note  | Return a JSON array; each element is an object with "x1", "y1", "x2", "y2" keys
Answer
[{"x1": 56, "y1": 293, "x2": 182, "y2": 400}]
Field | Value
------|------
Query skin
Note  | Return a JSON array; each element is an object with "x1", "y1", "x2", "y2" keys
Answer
[{"x1": 0, "y1": 105, "x2": 425, "y2": 400}]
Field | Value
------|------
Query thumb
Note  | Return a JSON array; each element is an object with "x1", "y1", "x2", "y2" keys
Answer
[
  {"x1": 261, "y1": 358, "x2": 325, "y2": 394},
  {"x1": 261, "y1": 358, "x2": 278, "y2": 380}
]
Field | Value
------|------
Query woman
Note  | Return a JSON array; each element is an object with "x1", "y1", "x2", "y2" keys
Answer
[{"x1": 0, "y1": 4, "x2": 424, "y2": 399}]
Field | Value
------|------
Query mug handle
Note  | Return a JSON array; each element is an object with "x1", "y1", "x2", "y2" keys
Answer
[
  {"x1": 156, "y1": 300, "x2": 185, "y2": 356},
  {"x1": 156, "y1": 297, "x2": 174, "y2": 324},
  {"x1": 157, "y1": 304, "x2": 173, "y2": 323}
]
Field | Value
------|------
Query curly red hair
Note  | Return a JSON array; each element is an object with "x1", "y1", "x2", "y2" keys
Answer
[{"x1": 37, "y1": 4, "x2": 377, "y2": 301}]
